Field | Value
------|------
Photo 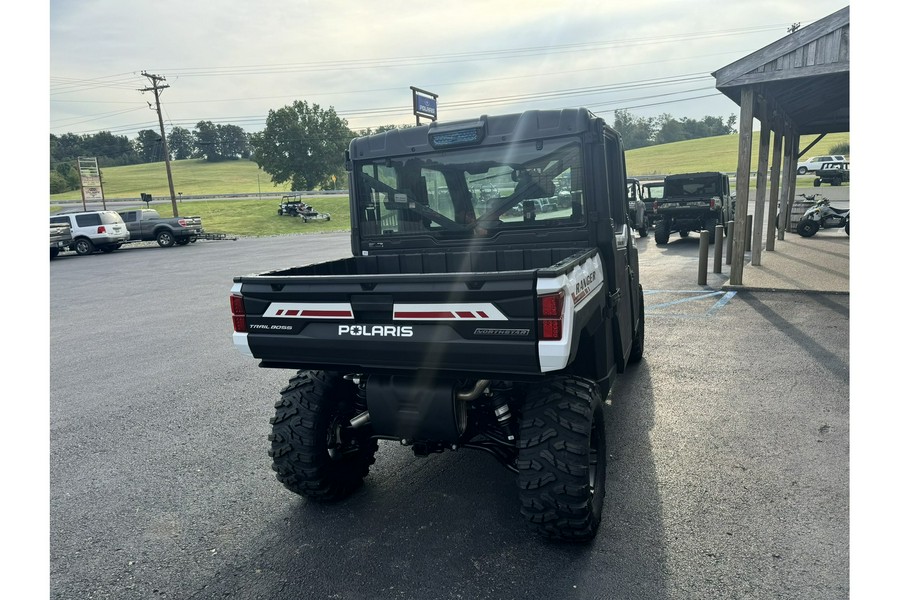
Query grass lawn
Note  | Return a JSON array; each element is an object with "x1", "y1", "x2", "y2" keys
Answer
[{"x1": 49, "y1": 131, "x2": 849, "y2": 237}]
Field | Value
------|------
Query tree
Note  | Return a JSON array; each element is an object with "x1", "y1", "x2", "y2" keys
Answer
[
  {"x1": 167, "y1": 126, "x2": 195, "y2": 160},
  {"x1": 218, "y1": 124, "x2": 249, "y2": 159},
  {"x1": 654, "y1": 113, "x2": 687, "y2": 145},
  {"x1": 252, "y1": 100, "x2": 354, "y2": 191},
  {"x1": 614, "y1": 110, "x2": 656, "y2": 150},
  {"x1": 136, "y1": 129, "x2": 163, "y2": 162},
  {"x1": 194, "y1": 120, "x2": 221, "y2": 161}
]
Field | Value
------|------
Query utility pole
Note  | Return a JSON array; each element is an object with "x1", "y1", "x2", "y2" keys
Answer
[{"x1": 140, "y1": 72, "x2": 179, "y2": 217}]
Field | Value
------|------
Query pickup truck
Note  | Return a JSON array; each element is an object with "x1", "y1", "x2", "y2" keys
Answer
[
  {"x1": 50, "y1": 222, "x2": 72, "y2": 259},
  {"x1": 117, "y1": 209, "x2": 203, "y2": 247},
  {"x1": 230, "y1": 108, "x2": 645, "y2": 541},
  {"x1": 653, "y1": 171, "x2": 733, "y2": 245}
]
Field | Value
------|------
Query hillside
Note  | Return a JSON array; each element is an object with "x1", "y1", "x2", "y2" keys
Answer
[{"x1": 49, "y1": 132, "x2": 849, "y2": 201}]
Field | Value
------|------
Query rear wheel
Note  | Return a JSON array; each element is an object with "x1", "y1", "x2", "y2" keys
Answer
[
  {"x1": 156, "y1": 230, "x2": 175, "y2": 247},
  {"x1": 798, "y1": 166, "x2": 808, "y2": 175},
  {"x1": 797, "y1": 219, "x2": 819, "y2": 237},
  {"x1": 74, "y1": 238, "x2": 94, "y2": 255},
  {"x1": 654, "y1": 219, "x2": 670, "y2": 245},
  {"x1": 517, "y1": 376, "x2": 606, "y2": 542},
  {"x1": 269, "y1": 370, "x2": 378, "y2": 501}
]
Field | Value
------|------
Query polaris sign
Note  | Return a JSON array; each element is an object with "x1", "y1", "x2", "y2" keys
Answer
[{"x1": 411, "y1": 86, "x2": 438, "y2": 123}]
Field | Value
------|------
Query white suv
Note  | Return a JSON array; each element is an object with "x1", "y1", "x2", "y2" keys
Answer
[
  {"x1": 797, "y1": 155, "x2": 847, "y2": 175},
  {"x1": 49, "y1": 211, "x2": 130, "y2": 255}
]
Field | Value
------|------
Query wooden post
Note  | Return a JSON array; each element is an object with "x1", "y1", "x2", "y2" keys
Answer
[
  {"x1": 766, "y1": 117, "x2": 784, "y2": 250},
  {"x1": 751, "y1": 97, "x2": 769, "y2": 266},
  {"x1": 730, "y1": 87, "x2": 755, "y2": 286},
  {"x1": 777, "y1": 124, "x2": 794, "y2": 240}
]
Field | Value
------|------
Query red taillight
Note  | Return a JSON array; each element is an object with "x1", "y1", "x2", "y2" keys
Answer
[
  {"x1": 652, "y1": 201, "x2": 659, "y2": 213},
  {"x1": 97, "y1": 225, "x2": 107, "y2": 234},
  {"x1": 230, "y1": 294, "x2": 247, "y2": 332},
  {"x1": 538, "y1": 290, "x2": 565, "y2": 341},
  {"x1": 178, "y1": 219, "x2": 187, "y2": 226},
  {"x1": 709, "y1": 198, "x2": 716, "y2": 209}
]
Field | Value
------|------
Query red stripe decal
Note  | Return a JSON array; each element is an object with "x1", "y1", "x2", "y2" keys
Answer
[
  {"x1": 285, "y1": 309, "x2": 300, "y2": 316},
  {"x1": 456, "y1": 311, "x2": 475, "y2": 319},
  {"x1": 395, "y1": 311, "x2": 455, "y2": 319},
  {"x1": 477, "y1": 311, "x2": 489, "y2": 318},
  {"x1": 300, "y1": 310, "x2": 352, "y2": 317}
]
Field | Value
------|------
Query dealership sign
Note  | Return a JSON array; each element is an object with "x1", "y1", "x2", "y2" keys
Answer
[
  {"x1": 78, "y1": 157, "x2": 104, "y2": 202},
  {"x1": 411, "y1": 86, "x2": 438, "y2": 123}
]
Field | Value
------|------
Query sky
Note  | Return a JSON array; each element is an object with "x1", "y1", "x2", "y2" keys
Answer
[{"x1": 48, "y1": 0, "x2": 854, "y2": 139}]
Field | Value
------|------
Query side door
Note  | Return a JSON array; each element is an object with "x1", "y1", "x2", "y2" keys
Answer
[
  {"x1": 119, "y1": 211, "x2": 139, "y2": 239},
  {"x1": 602, "y1": 131, "x2": 637, "y2": 367}
]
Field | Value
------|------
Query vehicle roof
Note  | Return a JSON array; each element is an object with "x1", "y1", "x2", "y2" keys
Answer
[
  {"x1": 664, "y1": 172, "x2": 727, "y2": 180},
  {"x1": 54, "y1": 209, "x2": 121, "y2": 215},
  {"x1": 348, "y1": 108, "x2": 607, "y2": 160}
]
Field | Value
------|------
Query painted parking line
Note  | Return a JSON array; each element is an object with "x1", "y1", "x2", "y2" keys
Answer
[{"x1": 645, "y1": 290, "x2": 737, "y2": 317}]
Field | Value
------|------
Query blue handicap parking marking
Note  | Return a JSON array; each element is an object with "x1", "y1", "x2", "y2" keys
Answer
[{"x1": 645, "y1": 290, "x2": 737, "y2": 317}]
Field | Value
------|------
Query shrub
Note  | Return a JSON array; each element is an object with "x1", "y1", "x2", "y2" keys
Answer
[{"x1": 829, "y1": 142, "x2": 849, "y2": 155}]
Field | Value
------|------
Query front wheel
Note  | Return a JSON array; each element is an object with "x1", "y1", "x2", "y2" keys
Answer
[
  {"x1": 269, "y1": 370, "x2": 378, "y2": 501},
  {"x1": 517, "y1": 376, "x2": 606, "y2": 542},
  {"x1": 797, "y1": 219, "x2": 820, "y2": 238},
  {"x1": 156, "y1": 231, "x2": 175, "y2": 247},
  {"x1": 798, "y1": 166, "x2": 808, "y2": 175}
]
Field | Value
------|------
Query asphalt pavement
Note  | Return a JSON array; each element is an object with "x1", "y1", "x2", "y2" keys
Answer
[{"x1": 47, "y1": 218, "x2": 850, "y2": 599}]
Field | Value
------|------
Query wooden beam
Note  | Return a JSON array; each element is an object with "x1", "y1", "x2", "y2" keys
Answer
[
  {"x1": 751, "y1": 97, "x2": 770, "y2": 266},
  {"x1": 730, "y1": 86, "x2": 755, "y2": 286},
  {"x1": 766, "y1": 117, "x2": 784, "y2": 251}
]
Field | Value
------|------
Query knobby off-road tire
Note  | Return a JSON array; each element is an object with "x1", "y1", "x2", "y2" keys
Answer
[
  {"x1": 269, "y1": 370, "x2": 378, "y2": 501},
  {"x1": 796, "y1": 219, "x2": 819, "y2": 238},
  {"x1": 638, "y1": 216, "x2": 649, "y2": 238},
  {"x1": 628, "y1": 284, "x2": 645, "y2": 364},
  {"x1": 517, "y1": 376, "x2": 607, "y2": 542},
  {"x1": 654, "y1": 220, "x2": 670, "y2": 245}
]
